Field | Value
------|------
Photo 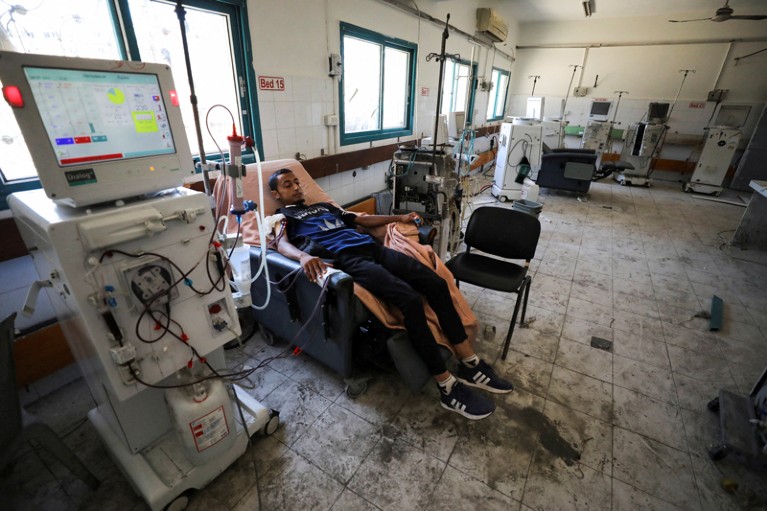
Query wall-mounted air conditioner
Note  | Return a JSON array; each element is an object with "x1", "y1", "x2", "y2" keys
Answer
[{"x1": 476, "y1": 8, "x2": 508, "y2": 43}]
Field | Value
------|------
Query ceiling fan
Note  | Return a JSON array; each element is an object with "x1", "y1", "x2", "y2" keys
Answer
[{"x1": 669, "y1": 0, "x2": 767, "y2": 23}]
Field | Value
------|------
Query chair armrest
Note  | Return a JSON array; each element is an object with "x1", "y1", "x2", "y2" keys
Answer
[{"x1": 418, "y1": 225, "x2": 437, "y2": 246}]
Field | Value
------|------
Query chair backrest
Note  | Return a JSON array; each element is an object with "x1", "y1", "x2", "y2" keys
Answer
[
  {"x1": 0, "y1": 313, "x2": 22, "y2": 450},
  {"x1": 464, "y1": 207, "x2": 541, "y2": 260}
]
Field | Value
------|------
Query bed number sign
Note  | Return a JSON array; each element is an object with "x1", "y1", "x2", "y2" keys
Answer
[{"x1": 258, "y1": 76, "x2": 285, "y2": 91}]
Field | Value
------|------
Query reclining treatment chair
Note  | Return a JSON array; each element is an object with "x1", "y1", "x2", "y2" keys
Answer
[
  {"x1": 213, "y1": 160, "x2": 459, "y2": 395},
  {"x1": 445, "y1": 207, "x2": 541, "y2": 360},
  {"x1": 535, "y1": 148, "x2": 597, "y2": 195}
]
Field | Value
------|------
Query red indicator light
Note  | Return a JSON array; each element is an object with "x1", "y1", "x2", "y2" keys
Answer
[
  {"x1": 2, "y1": 85, "x2": 24, "y2": 108},
  {"x1": 169, "y1": 90, "x2": 179, "y2": 107}
]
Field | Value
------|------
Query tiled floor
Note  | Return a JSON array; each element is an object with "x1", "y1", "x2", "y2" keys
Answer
[{"x1": 4, "y1": 179, "x2": 767, "y2": 510}]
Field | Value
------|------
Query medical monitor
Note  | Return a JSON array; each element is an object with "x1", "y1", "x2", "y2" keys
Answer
[
  {"x1": 714, "y1": 105, "x2": 751, "y2": 128},
  {"x1": 447, "y1": 111, "x2": 466, "y2": 139},
  {"x1": 526, "y1": 97, "x2": 545, "y2": 120},
  {"x1": 648, "y1": 102, "x2": 670, "y2": 123},
  {"x1": 588, "y1": 101, "x2": 611, "y2": 122},
  {"x1": 0, "y1": 51, "x2": 193, "y2": 207}
]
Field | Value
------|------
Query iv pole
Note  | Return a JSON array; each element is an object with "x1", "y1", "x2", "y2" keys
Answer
[
  {"x1": 558, "y1": 65, "x2": 581, "y2": 148},
  {"x1": 668, "y1": 69, "x2": 695, "y2": 118},
  {"x1": 529, "y1": 75, "x2": 540, "y2": 96},
  {"x1": 175, "y1": 0, "x2": 211, "y2": 196},
  {"x1": 429, "y1": 14, "x2": 451, "y2": 172}
]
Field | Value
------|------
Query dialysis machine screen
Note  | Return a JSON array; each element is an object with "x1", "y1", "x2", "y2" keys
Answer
[
  {"x1": 0, "y1": 51, "x2": 193, "y2": 207},
  {"x1": 25, "y1": 67, "x2": 176, "y2": 167},
  {"x1": 589, "y1": 101, "x2": 611, "y2": 121}
]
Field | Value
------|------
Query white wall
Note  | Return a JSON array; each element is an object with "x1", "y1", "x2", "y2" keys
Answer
[
  {"x1": 502, "y1": 12, "x2": 767, "y2": 162},
  {"x1": 247, "y1": 0, "x2": 516, "y2": 170}
]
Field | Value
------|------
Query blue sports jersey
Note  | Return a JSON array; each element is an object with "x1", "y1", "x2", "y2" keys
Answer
[{"x1": 280, "y1": 202, "x2": 374, "y2": 254}]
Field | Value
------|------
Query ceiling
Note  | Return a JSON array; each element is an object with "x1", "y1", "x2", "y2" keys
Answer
[{"x1": 501, "y1": 0, "x2": 767, "y2": 23}]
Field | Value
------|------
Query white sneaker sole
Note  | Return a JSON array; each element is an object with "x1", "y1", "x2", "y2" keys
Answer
[
  {"x1": 458, "y1": 377, "x2": 514, "y2": 395},
  {"x1": 440, "y1": 402, "x2": 494, "y2": 420}
]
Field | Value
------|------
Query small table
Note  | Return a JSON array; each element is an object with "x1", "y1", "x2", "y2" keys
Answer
[{"x1": 732, "y1": 180, "x2": 767, "y2": 250}]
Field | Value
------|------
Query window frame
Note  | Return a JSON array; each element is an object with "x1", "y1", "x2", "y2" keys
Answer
[
  {"x1": 339, "y1": 22, "x2": 417, "y2": 146},
  {"x1": 440, "y1": 56, "x2": 478, "y2": 126},
  {"x1": 486, "y1": 67, "x2": 510, "y2": 122},
  {"x1": 0, "y1": 0, "x2": 260, "y2": 209}
]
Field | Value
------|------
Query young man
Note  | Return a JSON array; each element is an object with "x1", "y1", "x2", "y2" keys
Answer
[{"x1": 269, "y1": 168, "x2": 513, "y2": 420}]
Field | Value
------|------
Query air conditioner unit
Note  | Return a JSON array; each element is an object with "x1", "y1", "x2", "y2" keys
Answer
[{"x1": 477, "y1": 8, "x2": 508, "y2": 43}]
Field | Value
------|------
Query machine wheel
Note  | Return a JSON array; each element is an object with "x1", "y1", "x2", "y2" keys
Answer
[
  {"x1": 164, "y1": 492, "x2": 191, "y2": 511},
  {"x1": 346, "y1": 380, "x2": 368, "y2": 398},
  {"x1": 498, "y1": 195, "x2": 508, "y2": 203},
  {"x1": 708, "y1": 443, "x2": 728, "y2": 461},
  {"x1": 707, "y1": 397, "x2": 720, "y2": 413},
  {"x1": 261, "y1": 328, "x2": 277, "y2": 346},
  {"x1": 262, "y1": 413, "x2": 280, "y2": 436}
]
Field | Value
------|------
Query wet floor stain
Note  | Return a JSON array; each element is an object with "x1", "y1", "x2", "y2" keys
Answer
[{"x1": 516, "y1": 406, "x2": 582, "y2": 466}]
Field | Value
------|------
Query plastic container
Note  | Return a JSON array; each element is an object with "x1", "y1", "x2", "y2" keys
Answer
[
  {"x1": 511, "y1": 199, "x2": 543, "y2": 218},
  {"x1": 166, "y1": 376, "x2": 237, "y2": 466}
]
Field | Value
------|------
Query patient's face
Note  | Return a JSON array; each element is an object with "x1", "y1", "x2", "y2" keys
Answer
[{"x1": 271, "y1": 171, "x2": 304, "y2": 205}]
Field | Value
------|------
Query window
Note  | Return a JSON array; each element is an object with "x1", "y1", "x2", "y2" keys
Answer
[
  {"x1": 340, "y1": 23, "x2": 417, "y2": 146},
  {"x1": 440, "y1": 57, "x2": 477, "y2": 125},
  {"x1": 0, "y1": 0, "x2": 258, "y2": 209},
  {"x1": 486, "y1": 67, "x2": 509, "y2": 121}
]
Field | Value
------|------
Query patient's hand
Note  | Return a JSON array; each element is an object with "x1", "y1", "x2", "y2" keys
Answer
[
  {"x1": 401, "y1": 212, "x2": 421, "y2": 225},
  {"x1": 299, "y1": 253, "x2": 333, "y2": 283}
]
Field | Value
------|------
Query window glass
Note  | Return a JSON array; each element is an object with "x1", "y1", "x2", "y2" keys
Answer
[
  {"x1": 343, "y1": 36, "x2": 381, "y2": 134},
  {"x1": 340, "y1": 23, "x2": 416, "y2": 145},
  {"x1": 486, "y1": 67, "x2": 509, "y2": 121},
  {"x1": 0, "y1": 0, "x2": 120, "y2": 182},
  {"x1": 127, "y1": 0, "x2": 242, "y2": 158},
  {"x1": 382, "y1": 47, "x2": 408, "y2": 130},
  {"x1": 440, "y1": 59, "x2": 475, "y2": 123}
]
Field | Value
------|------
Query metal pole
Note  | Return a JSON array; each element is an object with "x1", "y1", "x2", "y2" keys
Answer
[
  {"x1": 431, "y1": 14, "x2": 450, "y2": 170},
  {"x1": 561, "y1": 64, "x2": 581, "y2": 120},
  {"x1": 529, "y1": 75, "x2": 540, "y2": 96},
  {"x1": 175, "y1": 0, "x2": 211, "y2": 196},
  {"x1": 612, "y1": 90, "x2": 629, "y2": 123},
  {"x1": 668, "y1": 69, "x2": 695, "y2": 118}
]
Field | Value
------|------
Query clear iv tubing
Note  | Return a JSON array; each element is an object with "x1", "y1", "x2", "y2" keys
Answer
[{"x1": 248, "y1": 148, "x2": 272, "y2": 311}]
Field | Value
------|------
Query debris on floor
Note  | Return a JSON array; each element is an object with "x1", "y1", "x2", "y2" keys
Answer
[
  {"x1": 590, "y1": 336, "x2": 613, "y2": 351},
  {"x1": 710, "y1": 294, "x2": 724, "y2": 331},
  {"x1": 520, "y1": 316, "x2": 536, "y2": 328}
]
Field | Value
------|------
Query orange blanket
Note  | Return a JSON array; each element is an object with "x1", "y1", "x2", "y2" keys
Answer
[{"x1": 353, "y1": 222, "x2": 478, "y2": 353}]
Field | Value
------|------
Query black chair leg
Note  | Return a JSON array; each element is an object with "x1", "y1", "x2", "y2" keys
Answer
[
  {"x1": 501, "y1": 290, "x2": 524, "y2": 360},
  {"x1": 520, "y1": 276, "x2": 532, "y2": 324}
]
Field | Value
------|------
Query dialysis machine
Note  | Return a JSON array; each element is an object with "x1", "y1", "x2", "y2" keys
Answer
[
  {"x1": 0, "y1": 51, "x2": 276, "y2": 511},
  {"x1": 615, "y1": 102, "x2": 669, "y2": 187},
  {"x1": 491, "y1": 120, "x2": 542, "y2": 203},
  {"x1": 685, "y1": 105, "x2": 751, "y2": 195},
  {"x1": 391, "y1": 145, "x2": 460, "y2": 257}
]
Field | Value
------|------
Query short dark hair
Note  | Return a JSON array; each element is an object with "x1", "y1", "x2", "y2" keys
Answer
[{"x1": 269, "y1": 168, "x2": 294, "y2": 191}]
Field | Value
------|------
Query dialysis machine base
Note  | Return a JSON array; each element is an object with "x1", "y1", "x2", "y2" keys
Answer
[
  {"x1": 491, "y1": 121, "x2": 542, "y2": 203},
  {"x1": 615, "y1": 122, "x2": 667, "y2": 187},
  {"x1": 684, "y1": 127, "x2": 742, "y2": 196},
  {"x1": 10, "y1": 188, "x2": 278, "y2": 511}
]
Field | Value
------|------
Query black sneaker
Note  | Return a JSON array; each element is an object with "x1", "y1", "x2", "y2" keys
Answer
[
  {"x1": 440, "y1": 380, "x2": 495, "y2": 420},
  {"x1": 457, "y1": 360, "x2": 514, "y2": 394}
]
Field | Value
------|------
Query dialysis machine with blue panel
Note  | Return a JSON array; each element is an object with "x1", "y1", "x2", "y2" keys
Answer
[{"x1": 0, "y1": 51, "x2": 276, "y2": 511}]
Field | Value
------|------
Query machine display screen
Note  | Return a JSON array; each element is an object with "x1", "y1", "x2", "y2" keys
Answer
[
  {"x1": 23, "y1": 66, "x2": 176, "y2": 167},
  {"x1": 590, "y1": 101, "x2": 611, "y2": 117}
]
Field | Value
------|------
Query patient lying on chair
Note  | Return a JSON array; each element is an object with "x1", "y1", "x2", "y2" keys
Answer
[{"x1": 269, "y1": 168, "x2": 512, "y2": 420}]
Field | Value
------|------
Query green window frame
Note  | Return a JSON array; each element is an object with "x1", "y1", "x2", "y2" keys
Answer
[
  {"x1": 486, "y1": 67, "x2": 509, "y2": 122},
  {"x1": 339, "y1": 22, "x2": 417, "y2": 146},
  {"x1": 0, "y1": 0, "x2": 260, "y2": 210}
]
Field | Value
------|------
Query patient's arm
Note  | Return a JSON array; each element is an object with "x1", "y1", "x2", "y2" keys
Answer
[
  {"x1": 354, "y1": 212, "x2": 419, "y2": 228},
  {"x1": 273, "y1": 235, "x2": 333, "y2": 283}
]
